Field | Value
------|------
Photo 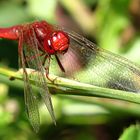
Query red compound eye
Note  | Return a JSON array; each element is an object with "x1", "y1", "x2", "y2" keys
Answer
[{"x1": 51, "y1": 31, "x2": 69, "y2": 53}]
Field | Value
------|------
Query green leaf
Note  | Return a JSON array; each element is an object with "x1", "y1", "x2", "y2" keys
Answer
[{"x1": 119, "y1": 124, "x2": 140, "y2": 140}]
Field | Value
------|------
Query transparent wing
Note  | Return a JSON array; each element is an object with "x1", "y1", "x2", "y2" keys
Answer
[
  {"x1": 22, "y1": 26, "x2": 56, "y2": 125},
  {"x1": 54, "y1": 29, "x2": 140, "y2": 93},
  {"x1": 18, "y1": 34, "x2": 40, "y2": 132}
]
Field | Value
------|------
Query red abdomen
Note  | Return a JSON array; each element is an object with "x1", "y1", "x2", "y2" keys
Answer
[{"x1": 0, "y1": 25, "x2": 21, "y2": 40}]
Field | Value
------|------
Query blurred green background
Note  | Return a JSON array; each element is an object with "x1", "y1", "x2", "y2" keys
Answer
[{"x1": 0, "y1": 0, "x2": 140, "y2": 139}]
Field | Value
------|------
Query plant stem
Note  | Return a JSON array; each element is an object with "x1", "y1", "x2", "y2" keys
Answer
[{"x1": 0, "y1": 67, "x2": 140, "y2": 104}]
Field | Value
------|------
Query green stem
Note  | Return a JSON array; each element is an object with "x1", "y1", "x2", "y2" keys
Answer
[{"x1": 0, "y1": 67, "x2": 140, "y2": 104}]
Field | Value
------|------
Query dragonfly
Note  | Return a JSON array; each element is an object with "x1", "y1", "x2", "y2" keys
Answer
[{"x1": 0, "y1": 20, "x2": 140, "y2": 132}]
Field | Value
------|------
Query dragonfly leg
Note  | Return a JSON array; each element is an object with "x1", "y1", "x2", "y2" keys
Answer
[
  {"x1": 42, "y1": 53, "x2": 49, "y2": 66},
  {"x1": 43, "y1": 54, "x2": 65, "y2": 84},
  {"x1": 43, "y1": 55, "x2": 54, "y2": 82},
  {"x1": 55, "y1": 55, "x2": 65, "y2": 72}
]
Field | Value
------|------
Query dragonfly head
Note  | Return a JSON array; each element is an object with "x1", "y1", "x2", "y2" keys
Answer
[
  {"x1": 50, "y1": 31, "x2": 69, "y2": 54},
  {"x1": 44, "y1": 31, "x2": 69, "y2": 55}
]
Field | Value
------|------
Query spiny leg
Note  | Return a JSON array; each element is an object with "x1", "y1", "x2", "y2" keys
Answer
[
  {"x1": 42, "y1": 54, "x2": 53, "y2": 82},
  {"x1": 55, "y1": 54, "x2": 65, "y2": 72}
]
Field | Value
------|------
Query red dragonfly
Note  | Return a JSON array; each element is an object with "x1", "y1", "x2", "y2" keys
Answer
[{"x1": 0, "y1": 20, "x2": 140, "y2": 132}]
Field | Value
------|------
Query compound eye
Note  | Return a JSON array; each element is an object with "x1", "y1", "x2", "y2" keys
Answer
[{"x1": 51, "y1": 31, "x2": 69, "y2": 53}]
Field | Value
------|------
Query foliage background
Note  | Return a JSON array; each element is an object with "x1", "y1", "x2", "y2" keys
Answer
[{"x1": 0, "y1": 0, "x2": 140, "y2": 139}]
